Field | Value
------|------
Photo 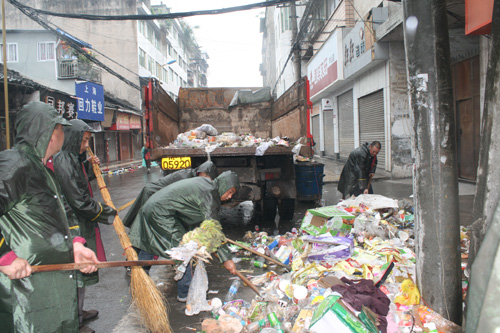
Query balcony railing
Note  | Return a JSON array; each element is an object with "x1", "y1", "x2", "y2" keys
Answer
[{"x1": 57, "y1": 59, "x2": 102, "y2": 83}]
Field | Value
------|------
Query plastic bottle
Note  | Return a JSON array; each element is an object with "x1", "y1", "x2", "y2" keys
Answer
[
  {"x1": 246, "y1": 318, "x2": 269, "y2": 332},
  {"x1": 228, "y1": 311, "x2": 246, "y2": 327},
  {"x1": 251, "y1": 260, "x2": 268, "y2": 268},
  {"x1": 225, "y1": 279, "x2": 242, "y2": 302},
  {"x1": 267, "y1": 312, "x2": 281, "y2": 328}
]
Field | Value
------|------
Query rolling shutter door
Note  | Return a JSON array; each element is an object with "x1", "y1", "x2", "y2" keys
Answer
[
  {"x1": 312, "y1": 114, "x2": 320, "y2": 155},
  {"x1": 323, "y1": 110, "x2": 335, "y2": 157},
  {"x1": 338, "y1": 90, "x2": 354, "y2": 159},
  {"x1": 358, "y1": 89, "x2": 386, "y2": 169}
]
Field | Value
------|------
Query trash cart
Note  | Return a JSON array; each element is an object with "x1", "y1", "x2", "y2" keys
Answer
[{"x1": 294, "y1": 162, "x2": 325, "y2": 202}]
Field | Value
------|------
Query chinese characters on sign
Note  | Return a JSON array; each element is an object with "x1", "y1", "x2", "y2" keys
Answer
[
  {"x1": 344, "y1": 39, "x2": 366, "y2": 66},
  {"x1": 344, "y1": 25, "x2": 367, "y2": 67},
  {"x1": 41, "y1": 91, "x2": 78, "y2": 120},
  {"x1": 308, "y1": 30, "x2": 339, "y2": 97},
  {"x1": 75, "y1": 81, "x2": 105, "y2": 121}
]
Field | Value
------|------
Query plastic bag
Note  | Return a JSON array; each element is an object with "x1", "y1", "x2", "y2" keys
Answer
[
  {"x1": 165, "y1": 240, "x2": 198, "y2": 281},
  {"x1": 185, "y1": 261, "x2": 212, "y2": 316},
  {"x1": 196, "y1": 124, "x2": 218, "y2": 136},
  {"x1": 394, "y1": 279, "x2": 421, "y2": 306},
  {"x1": 256, "y1": 141, "x2": 273, "y2": 156},
  {"x1": 217, "y1": 132, "x2": 240, "y2": 147}
]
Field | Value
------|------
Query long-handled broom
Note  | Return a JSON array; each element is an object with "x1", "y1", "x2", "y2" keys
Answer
[{"x1": 87, "y1": 148, "x2": 171, "y2": 333}]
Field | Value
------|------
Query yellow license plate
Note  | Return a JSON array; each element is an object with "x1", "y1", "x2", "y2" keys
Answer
[{"x1": 161, "y1": 157, "x2": 192, "y2": 170}]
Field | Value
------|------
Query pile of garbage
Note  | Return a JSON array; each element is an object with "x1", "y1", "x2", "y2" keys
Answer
[
  {"x1": 181, "y1": 194, "x2": 463, "y2": 332},
  {"x1": 167, "y1": 124, "x2": 291, "y2": 150}
]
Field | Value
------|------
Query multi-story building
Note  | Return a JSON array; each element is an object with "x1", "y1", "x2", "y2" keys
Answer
[
  {"x1": 1, "y1": 0, "x2": 207, "y2": 163},
  {"x1": 137, "y1": 2, "x2": 208, "y2": 101},
  {"x1": 261, "y1": 2, "x2": 305, "y2": 98},
  {"x1": 2, "y1": 0, "x2": 142, "y2": 163},
  {"x1": 261, "y1": 0, "x2": 481, "y2": 180}
]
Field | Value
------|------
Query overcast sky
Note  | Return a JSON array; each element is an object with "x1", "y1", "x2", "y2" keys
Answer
[{"x1": 155, "y1": 0, "x2": 264, "y2": 87}]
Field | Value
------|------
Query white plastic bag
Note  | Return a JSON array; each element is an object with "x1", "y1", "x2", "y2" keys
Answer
[
  {"x1": 185, "y1": 261, "x2": 212, "y2": 316},
  {"x1": 196, "y1": 124, "x2": 218, "y2": 136}
]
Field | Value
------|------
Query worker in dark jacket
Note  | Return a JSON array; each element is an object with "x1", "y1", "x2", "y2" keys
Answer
[
  {"x1": 128, "y1": 171, "x2": 239, "y2": 301},
  {"x1": 337, "y1": 141, "x2": 381, "y2": 199},
  {"x1": 54, "y1": 119, "x2": 117, "y2": 330},
  {"x1": 0, "y1": 102, "x2": 98, "y2": 332},
  {"x1": 123, "y1": 161, "x2": 217, "y2": 228}
]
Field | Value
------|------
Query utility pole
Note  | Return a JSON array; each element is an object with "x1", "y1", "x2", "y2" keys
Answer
[
  {"x1": 2, "y1": 0, "x2": 10, "y2": 149},
  {"x1": 290, "y1": 1, "x2": 301, "y2": 81},
  {"x1": 402, "y1": 0, "x2": 461, "y2": 324}
]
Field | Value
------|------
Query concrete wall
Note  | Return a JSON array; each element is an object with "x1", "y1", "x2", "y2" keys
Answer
[{"x1": 5, "y1": 0, "x2": 141, "y2": 110}]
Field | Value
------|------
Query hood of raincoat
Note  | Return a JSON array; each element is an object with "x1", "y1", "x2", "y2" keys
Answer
[
  {"x1": 14, "y1": 101, "x2": 71, "y2": 159},
  {"x1": 214, "y1": 171, "x2": 240, "y2": 198},
  {"x1": 61, "y1": 119, "x2": 95, "y2": 155},
  {"x1": 195, "y1": 160, "x2": 218, "y2": 180}
]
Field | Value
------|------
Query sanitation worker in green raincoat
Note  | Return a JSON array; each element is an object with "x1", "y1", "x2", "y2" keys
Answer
[
  {"x1": 128, "y1": 171, "x2": 239, "y2": 301},
  {"x1": 54, "y1": 119, "x2": 117, "y2": 329},
  {"x1": 122, "y1": 160, "x2": 217, "y2": 228},
  {"x1": 0, "y1": 102, "x2": 99, "y2": 332}
]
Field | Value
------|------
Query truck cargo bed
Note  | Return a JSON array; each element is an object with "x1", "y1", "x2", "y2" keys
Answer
[{"x1": 151, "y1": 145, "x2": 294, "y2": 160}]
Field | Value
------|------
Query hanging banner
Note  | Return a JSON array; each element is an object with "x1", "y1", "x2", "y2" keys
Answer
[{"x1": 75, "y1": 81, "x2": 105, "y2": 121}]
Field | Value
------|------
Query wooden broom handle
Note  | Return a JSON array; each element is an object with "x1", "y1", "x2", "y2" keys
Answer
[
  {"x1": 31, "y1": 260, "x2": 176, "y2": 273},
  {"x1": 225, "y1": 238, "x2": 291, "y2": 271},
  {"x1": 234, "y1": 270, "x2": 260, "y2": 296}
]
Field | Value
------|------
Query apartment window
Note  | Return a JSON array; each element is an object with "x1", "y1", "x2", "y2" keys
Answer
[
  {"x1": 139, "y1": 48, "x2": 146, "y2": 68},
  {"x1": 162, "y1": 67, "x2": 168, "y2": 83},
  {"x1": 37, "y1": 42, "x2": 55, "y2": 61},
  {"x1": 147, "y1": 55, "x2": 154, "y2": 72},
  {"x1": 0, "y1": 43, "x2": 18, "y2": 63},
  {"x1": 169, "y1": 68, "x2": 174, "y2": 81},
  {"x1": 147, "y1": 26, "x2": 154, "y2": 43},
  {"x1": 280, "y1": 6, "x2": 291, "y2": 32},
  {"x1": 138, "y1": 21, "x2": 145, "y2": 36},
  {"x1": 154, "y1": 34, "x2": 160, "y2": 49}
]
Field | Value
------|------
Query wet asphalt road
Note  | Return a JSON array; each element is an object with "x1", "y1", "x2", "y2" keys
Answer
[{"x1": 82, "y1": 164, "x2": 475, "y2": 332}]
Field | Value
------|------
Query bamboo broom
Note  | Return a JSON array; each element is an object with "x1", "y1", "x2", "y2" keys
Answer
[
  {"x1": 32, "y1": 260, "x2": 176, "y2": 273},
  {"x1": 87, "y1": 148, "x2": 171, "y2": 333}
]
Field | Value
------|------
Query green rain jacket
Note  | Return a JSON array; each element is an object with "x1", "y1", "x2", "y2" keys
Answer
[
  {"x1": 0, "y1": 102, "x2": 81, "y2": 332},
  {"x1": 122, "y1": 161, "x2": 217, "y2": 228},
  {"x1": 128, "y1": 171, "x2": 239, "y2": 262},
  {"x1": 54, "y1": 119, "x2": 116, "y2": 287},
  {"x1": 337, "y1": 142, "x2": 377, "y2": 198}
]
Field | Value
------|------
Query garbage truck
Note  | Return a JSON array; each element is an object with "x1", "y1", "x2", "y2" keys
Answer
[{"x1": 143, "y1": 78, "x2": 314, "y2": 221}]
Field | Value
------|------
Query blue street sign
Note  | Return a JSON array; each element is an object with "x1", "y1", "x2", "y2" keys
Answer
[{"x1": 75, "y1": 81, "x2": 105, "y2": 121}]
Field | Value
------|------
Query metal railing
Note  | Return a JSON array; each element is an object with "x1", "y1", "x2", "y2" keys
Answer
[{"x1": 57, "y1": 59, "x2": 102, "y2": 83}]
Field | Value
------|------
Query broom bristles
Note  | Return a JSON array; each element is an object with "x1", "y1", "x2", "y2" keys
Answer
[
  {"x1": 131, "y1": 267, "x2": 171, "y2": 333},
  {"x1": 87, "y1": 148, "x2": 172, "y2": 333}
]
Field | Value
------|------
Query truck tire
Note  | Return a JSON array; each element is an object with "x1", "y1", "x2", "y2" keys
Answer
[{"x1": 278, "y1": 198, "x2": 295, "y2": 221}]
